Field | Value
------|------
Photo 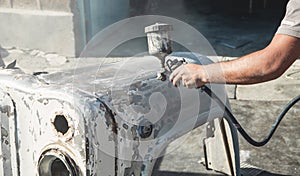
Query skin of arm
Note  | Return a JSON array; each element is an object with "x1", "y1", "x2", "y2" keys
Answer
[{"x1": 170, "y1": 34, "x2": 300, "y2": 88}]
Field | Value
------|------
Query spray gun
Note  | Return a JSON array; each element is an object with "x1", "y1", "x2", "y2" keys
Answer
[
  {"x1": 145, "y1": 23, "x2": 187, "y2": 80},
  {"x1": 145, "y1": 23, "x2": 300, "y2": 148}
]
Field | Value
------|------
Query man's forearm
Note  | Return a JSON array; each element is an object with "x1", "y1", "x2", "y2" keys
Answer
[
  {"x1": 202, "y1": 34, "x2": 300, "y2": 85},
  {"x1": 203, "y1": 50, "x2": 281, "y2": 84}
]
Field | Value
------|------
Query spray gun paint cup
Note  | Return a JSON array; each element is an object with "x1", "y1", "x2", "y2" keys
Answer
[{"x1": 145, "y1": 23, "x2": 173, "y2": 81}]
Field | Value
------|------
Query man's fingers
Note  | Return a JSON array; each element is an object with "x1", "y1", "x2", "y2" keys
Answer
[
  {"x1": 172, "y1": 72, "x2": 182, "y2": 87},
  {"x1": 170, "y1": 64, "x2": 204, "y2": 89},
  {"x1": 169, "y1": 65, "x2": 183, "y2": 82}
]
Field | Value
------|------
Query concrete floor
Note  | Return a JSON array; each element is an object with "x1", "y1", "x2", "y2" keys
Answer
[{"x1": 154, "y1": 100, "x2": 300, "y2": 176}]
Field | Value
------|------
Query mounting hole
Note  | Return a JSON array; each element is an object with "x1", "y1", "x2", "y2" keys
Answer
[
  {"x1": 38, "y1": 149, "x2": 79, "y2": 176},
  {"x1": 53, "y1": 115, "x2": 69, "y2": 135}
]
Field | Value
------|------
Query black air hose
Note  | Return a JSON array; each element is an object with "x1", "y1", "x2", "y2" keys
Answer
[{"x1": 201, "y1": 85, "x2": 300, "y2": 147}]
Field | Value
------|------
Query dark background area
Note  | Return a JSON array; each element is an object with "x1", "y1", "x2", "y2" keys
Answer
[{"x1": 123, "y1": 0, "x2": 289, "y2": 57}]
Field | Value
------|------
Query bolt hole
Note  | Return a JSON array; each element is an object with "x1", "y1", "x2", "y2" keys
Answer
[{"x1": 53, "y1": 115, "x2": 69, "y2": 135}]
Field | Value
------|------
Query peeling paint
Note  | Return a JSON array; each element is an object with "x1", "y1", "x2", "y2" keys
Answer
[
  {"x1": 0, "y1": 55, "x2": 235, "y2": 176},
  {"x1": 0, "y1": 105, "x2": 10, "y2": 116}
]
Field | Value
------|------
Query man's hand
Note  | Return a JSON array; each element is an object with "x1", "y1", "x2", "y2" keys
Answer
[{"x1": 169, "y1": 64, "x2": 207, "y2": 88}]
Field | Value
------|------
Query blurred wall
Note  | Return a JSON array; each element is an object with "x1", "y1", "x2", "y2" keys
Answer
[{"x1": 0, "y1": 0, "x2": 129, "y2": 57}]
